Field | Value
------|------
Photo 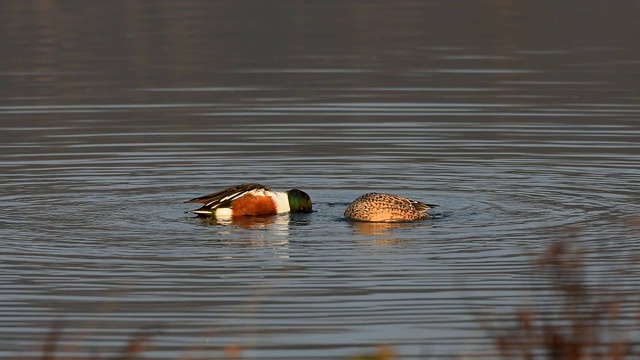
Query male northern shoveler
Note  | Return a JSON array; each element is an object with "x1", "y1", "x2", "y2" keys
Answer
[
  {"x1": 344, "y1": 192, "x2": 436, "y2": 222},
  {"x1": 186, "y1": 183, "x2": 312, "y2": 217}
]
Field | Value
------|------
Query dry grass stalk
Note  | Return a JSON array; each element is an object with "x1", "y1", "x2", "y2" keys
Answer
[{"x1": 488, "y1": 241, "x2": 636, "y2": 360}]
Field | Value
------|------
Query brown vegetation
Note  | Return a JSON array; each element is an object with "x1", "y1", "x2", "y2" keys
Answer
[{"x1": 483, "y1": 241, "x2": 638, "y2": 360}]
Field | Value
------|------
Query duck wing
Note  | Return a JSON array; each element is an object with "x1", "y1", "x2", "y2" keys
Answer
[
  {"x1": 408, "y1": 199, "x2": 438, "y2": 217},
  {"x1": 186, "y1": 183, "x2": 271, "y2": 209}
]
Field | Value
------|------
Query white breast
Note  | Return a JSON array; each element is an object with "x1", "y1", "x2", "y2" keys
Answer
[{"x1": 269, "y1": 192, "x2": 290, "y2": 213}]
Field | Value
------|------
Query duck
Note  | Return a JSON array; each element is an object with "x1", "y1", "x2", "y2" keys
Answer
[
  {"x1": 186, "y1": 183, "x2": 312, "y2": 217},
  {"x1": 344, "y1": 192, "x2": 436, "y2": 222}
]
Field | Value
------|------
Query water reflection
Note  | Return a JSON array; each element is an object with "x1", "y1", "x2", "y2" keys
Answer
[
  {"x1": 194, "y1": 212, "x2": 312, "y2": 229},
  {"x1": 348, "y1": 220, "x2": 423, "y2": 237},
  {"x1": 197, "y1": 214, "x2": 282, "y2": 229}
]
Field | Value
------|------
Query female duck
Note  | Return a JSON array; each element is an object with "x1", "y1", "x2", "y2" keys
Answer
[{"x1": 344, "y1": 192, "x2": 436, "y2": 222}]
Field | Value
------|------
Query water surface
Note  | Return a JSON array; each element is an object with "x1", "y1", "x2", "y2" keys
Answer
[{"x1": 1, "y1": 1, "x2": 640, "y2": 359}]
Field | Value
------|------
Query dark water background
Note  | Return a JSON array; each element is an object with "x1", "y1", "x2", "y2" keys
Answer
[{"x1": 1, "y1": 1, "x2": 640, "y2": 358}]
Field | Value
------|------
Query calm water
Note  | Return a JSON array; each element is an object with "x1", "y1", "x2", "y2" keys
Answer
[{"x1": 1, "y1": 1, "x2": 640, "y2": 359}]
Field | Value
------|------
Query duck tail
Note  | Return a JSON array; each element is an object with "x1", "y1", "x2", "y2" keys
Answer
[{"x1": 186, "y1": 209, "x2": 213, "y2": 215}]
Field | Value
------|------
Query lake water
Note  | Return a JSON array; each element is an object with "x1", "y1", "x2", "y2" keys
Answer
[{"x1": 1, "y1": 1, "x2": 640, "y2": 359}]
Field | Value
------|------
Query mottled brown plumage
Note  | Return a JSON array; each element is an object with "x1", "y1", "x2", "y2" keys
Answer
[{"x1": 344, "y1": 193, "x2": 435, "y2": 222}]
